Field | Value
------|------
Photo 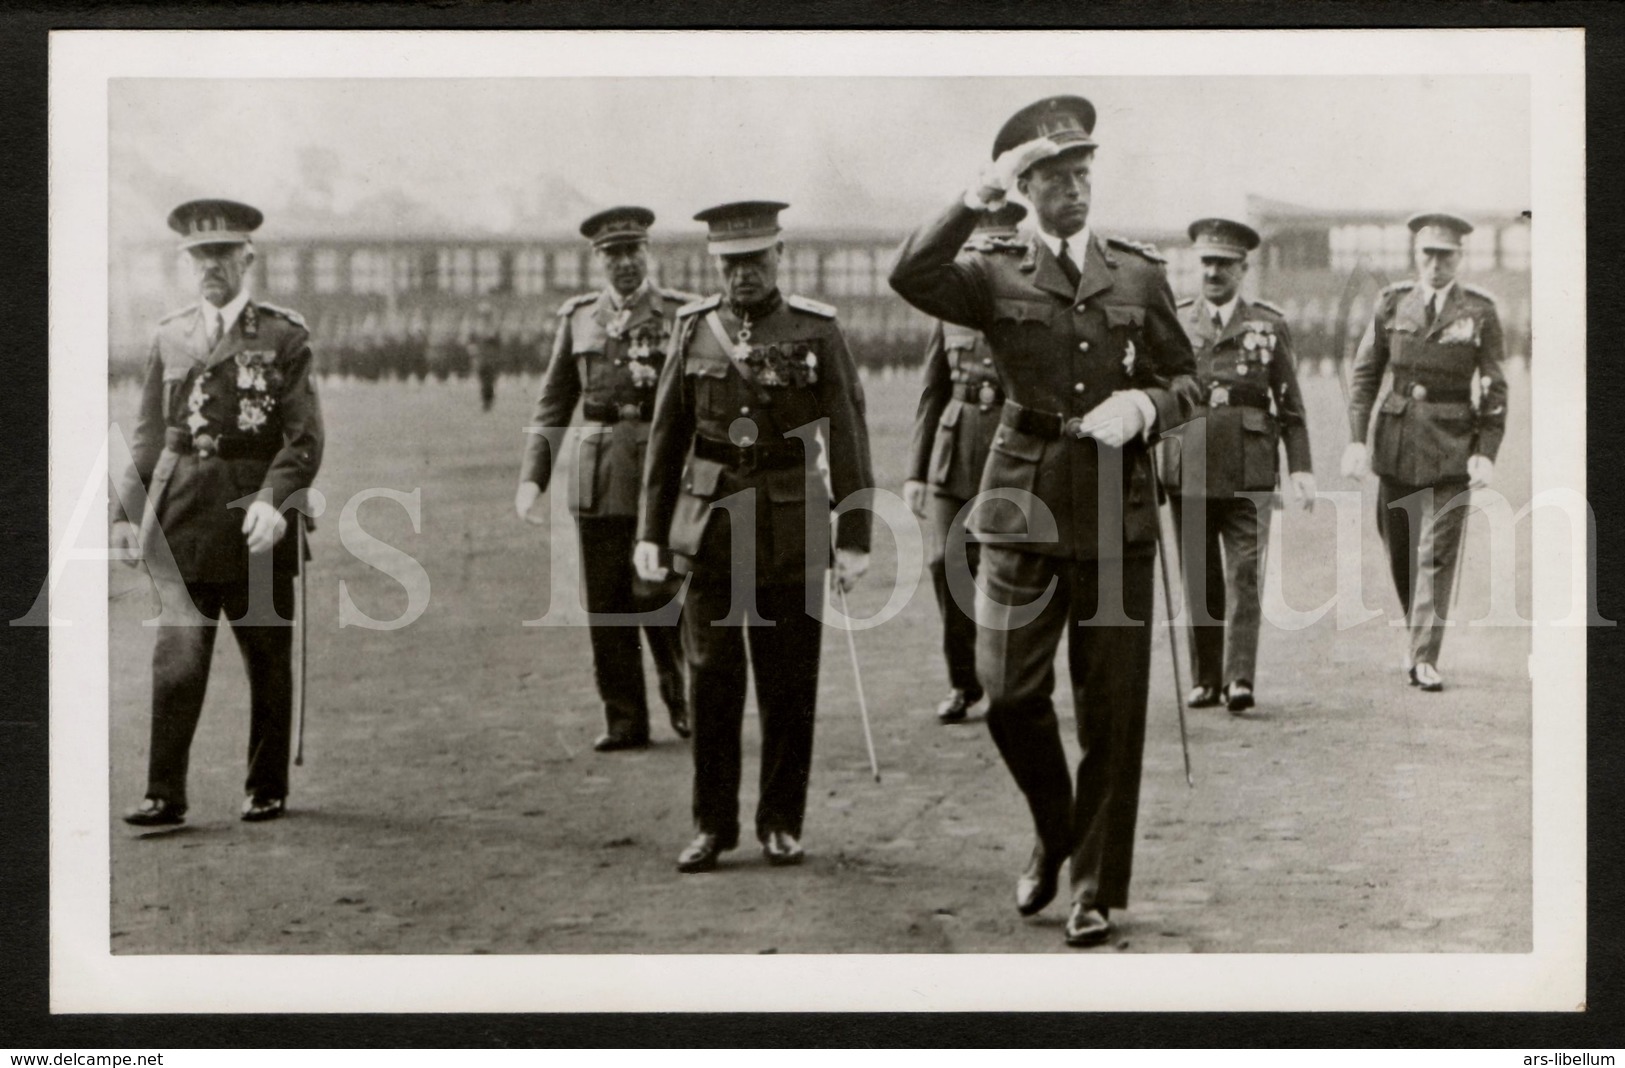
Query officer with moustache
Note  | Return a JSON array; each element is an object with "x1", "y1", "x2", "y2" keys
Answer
[
  {"x1": 890, "y1": 97, "x2": 1199, "y2": 947},
  {"x1": 113, "y1": 199, "x2": 324, "y2": 827},
  {"x1": 904, "y1": 203, "x2": 1028, "y2": 725},
  {"x1": 1161, "y1": 218, "x2": 1314, "y2": 714},
  {"x1": 636, "y1": 201, "x2": 874, "y2": 874},
  {"x1": 517, "y1": 206, "x2": 691, "y2": 751},
  {"x1": 1342, "y1": 213, "x2": 1507, "y2": 692}
]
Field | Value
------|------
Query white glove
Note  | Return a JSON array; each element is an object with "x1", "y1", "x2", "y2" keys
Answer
[
  {"x1": 834, "y1": 548, "x2": 870, "y2": 594},
  {"x1": 1289, "y1": 471, "x2": 1317, "y2": 513},
  {"x1": 111, "y1": 519, "x2": 141, "y2": 567},
  {"x1": 970, "y1": 137, "x2": 1061, "y2": 207},
  {"x1": 1078, "y1": 391, "x2": 1148, "y2": 448},
  {"x1": 1340, "y1": 442, "x2": 1369, "y2": 480},
  {"x1": 515, "y1": 480, "x2": 543, "y2": 523},
  {"x1": 903, "y1": 479, "x2": 928, "y2": 518},
  {"x1": 1467, "y1": 454, "x2": 1494, "y2": 491},
  {"x1": 242, "y1": 499, "x2": 289, "y2": 555},
  {"x1": 634, "y1": 540, "x2": 668, "y2": 583}
]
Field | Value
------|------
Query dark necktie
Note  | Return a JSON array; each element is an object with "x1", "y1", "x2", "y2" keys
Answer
[
  {"x1": 1212, "y1": 310, "x2": 1224, "y2": 333},
  {"x1": 1425, "y1": 294, "x2": 1438, "y2": 328},
  {"x1": 1057, "y1": 239, "x2": 1082, "y2": 288}
]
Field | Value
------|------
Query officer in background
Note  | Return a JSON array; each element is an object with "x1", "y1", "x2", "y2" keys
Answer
[
  {"x1": 636, "y1": 200, "x2": 874, "y2": 874},
  {"x1": 1161, "y1": 218, "x2": 1315, "y2": 714},
  {"x1": 1342, "y1": 213, "x2": 1507, "y2": 692},
  {"x1": 469, "y1": 300, "x2": 502, "y2": 412},
  {"x1": 890, "y1": 97, "x2": 1199, "y2": 947},
  {"x1": 517, "y1": 207, "x2": 691, "y2": 751},
  {"x1": 904, "y1": 202, "x2": 1027, "y2": 725},
  {"x1": 113, "y1": 199, "x2": 324, "y2": 827}
]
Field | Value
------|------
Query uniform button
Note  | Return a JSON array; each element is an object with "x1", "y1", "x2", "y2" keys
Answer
[
  {"x1": 741, "y1": 405, "x2": 751, "y2": 415},
  {"x1": 1410, "y1": 384, "x2": 1428, "y2": 401},
  {"x1": 983, "y1": 357, "x2": 993, "y2": 367},
  {"x1": 1074, "y1": 382, "x2": 1086, "y2": 394},
  {"x1": 1078, "y1": 341, "x2": 1090, "y2": 352}
]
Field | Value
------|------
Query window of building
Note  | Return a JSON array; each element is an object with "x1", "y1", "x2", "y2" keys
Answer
[
  {"x1": 313, "y1": 249, "x2": 341, "y2": 294},
  {"x1": 349, "y1": 249, "x2": 390, "y2": 294},
  {"x1": 789, "y1": 248, "x2": 820, "y2": 294},
  {"x1": 515, "y1": 248, "x2": 548, "y2": 295},
  {"x1": 552, "y1": 250, "x2": 581, "y2": 289},
  {"x1": 391, "y1": 251, "x2": 423, "y2": 293},
  {"x1": 824, "y1": 248, "x2": 874, "y2": 297},
  {"x1": 265, "y1": 249, "x2": 300, "y2": 295},
  {"x1": 437, "y1": 247, "x2": 475, "y2": 294},
  {"x1": 1465, "y1": 228, "x2": 1497, "y2": 273},
  {"x1": 1499, "y1": 223, "x2": 1530, "y2": 271},
  {"x1": 476, "y1": 248, "x2": 503, "y2": 294}
]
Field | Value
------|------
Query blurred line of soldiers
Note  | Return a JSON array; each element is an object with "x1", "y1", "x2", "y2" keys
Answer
[{"x1": 111, "y1": 91, "x2": 1506, "y2": 954}]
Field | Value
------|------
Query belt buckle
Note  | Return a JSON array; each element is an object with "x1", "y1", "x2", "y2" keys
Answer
[
  {"x1": 618, "y1": 403, "x2": 641, "y2": 421},
  {"x1": 1410, "y1": 383, "x2": 1428, "y2": 401},
  {"x1": 193, "y1": 432, "x2": 216, "y2": 459},
  {"x1": 1210, "y1": 386, "x2": 1230, "y2": 408},
  {"x1": 1063, "y1": 416, "x2": 1089, "y2": 441}
]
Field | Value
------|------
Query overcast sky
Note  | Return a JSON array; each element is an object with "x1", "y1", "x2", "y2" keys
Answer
[{"x1": 110, "y1": 75, "x2": 1530, "y2": 242}]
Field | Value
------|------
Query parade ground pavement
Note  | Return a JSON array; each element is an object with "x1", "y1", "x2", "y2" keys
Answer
[{"x1": 108, "y1": 363, "x2": 1533, "y2": 955}]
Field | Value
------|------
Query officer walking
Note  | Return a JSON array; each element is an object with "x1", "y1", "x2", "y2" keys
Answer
[
  {"x1": 1161, "y1": 218, "x2": 1315, "y2": 714},
  {"x1": 517, "y1": 206, "x2": 691, "y2": 751},
  {"x1": 890, "y1": 97, "x2": 1199, "y2": 947},
  {"x1": 903, "y1": 202, "x2": 1027, "y2": 725},
  {"x1": 113, "y1": 199, "x2": 324, "y2": 827},
  {"x1": 469, "y1": 300, "x2": 502, "y2": 412},
  {"x1": 1342, "y1": 213, "x2": 1507, "y2": 692},
  {"x1": 636, "y1": 200, "x2": 874, "y2": 874}
]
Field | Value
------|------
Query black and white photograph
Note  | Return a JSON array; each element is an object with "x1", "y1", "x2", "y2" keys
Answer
[{"x1": 44, "y1": 28, "x2": 1585, "y2": 1013}]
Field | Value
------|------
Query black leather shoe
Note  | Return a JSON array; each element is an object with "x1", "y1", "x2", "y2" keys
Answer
[
  {"x1": 123, "y1": 797, "x2": 186, "y2": 827},
  {"x1": 935, "y1": 688, "x2": 982, "y2": 723},
  {"x1": 762, "y1": 830, "x2": 805, "y2": 866},
  {"x1": 241, "y1": 796, "x2": 286, "y2": 822},
  {"x1": 667, "y1": 704, "x2": 692, "y2": 740},
  {"x1": 593, "y1": 732, "x2": 650, "y2": 753},
  {"x1": 1410, "y1": 663, "x2": 1444, "y2": 692},
  {"x1": 677, "y1": 831, "x2": 734, "y2": 873},
  {"x1": 1186, "y1": 684, "x2": 1221, "y2": 708},
  {"x1": 1225, "y1": 681, "x2": 1255, "y2": 713},
  {"x1": 1064, "y1": 903, "x2": 1112, "y2": 947},
  {"x1": 1015, "y1": 843, "x2": 1065, "y2": 917}
]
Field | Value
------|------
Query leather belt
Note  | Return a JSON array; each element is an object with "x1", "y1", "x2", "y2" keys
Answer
[
  {"x1": 1000, "y1": 402, "x2": 1096, "y2": 442},
  {"x1": 1206, "y1": 385, "x2": 1272, "y2": 410},
  {"x1": 953, "y1": 381, "x2": 1005, "y2": 408},
  {"x1": 1392, "y1": 380, "x2": 1470, "y2": 404},
  {"x1": 692, "y1": 434, "x2": 803, "y2": 472},
  {"x1": 165, "y1": 426, "x2": 280, "y2": 461},
  {"x1": 582, "y1": 398, "x2": 652, "y2": 423}
]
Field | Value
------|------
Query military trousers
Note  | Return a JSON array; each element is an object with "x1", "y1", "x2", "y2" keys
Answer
[
  {"x1": 682, "y1": 577, "x2": 822, "y2": 845},
  {"x1": 975, "y1": 545, "x2": 1155, "y2": 911},
  {"x1": 1171, "y1": 494, "x2": 1267, "y2": 690},
  {"x1": 576, "y1": 515, "x2": 686, "y2": 742},
  {"x1": 1377, "y1": 477, "x2": 1470, "y2": 668},
  {"x1": 927, "y1": 492, "x2": 982, "y2": 697},
  {"x1": 146, "y1": 568, "x2": 295, "y2": 808}
]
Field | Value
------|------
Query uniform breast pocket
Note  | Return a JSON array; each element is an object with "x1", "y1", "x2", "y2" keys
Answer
[
  {"x1": 989, "y1": 300, "x2": 1056, "y2": 358},
  {"x1": 974, "y1": 426, "x2": 1048, "y2": 537},
  {"x1": 686, "y1": 363, "x2": 733, "y2": 421},
  {"x1": 928, "y1": 400, "x2": 964, "y2": 487},
  {"x1": 1239, "y1": 406, "x2": 1280, "y2": 490}
]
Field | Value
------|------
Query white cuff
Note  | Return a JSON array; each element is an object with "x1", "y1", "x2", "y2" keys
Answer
[{"x1": 1121, "y1": 389, "x2": 1157, "y2": 439}]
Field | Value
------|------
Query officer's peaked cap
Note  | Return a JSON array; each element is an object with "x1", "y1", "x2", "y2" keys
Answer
[
  {"x1": 993, "y1": 95, "x2": 1098, "y2": 164},
  {"x1": 693, "y1": 200, "x2": 789, "y2": 256},
  {"x1": 1407, "y1": 212, "x2": 1474, "y2": 251},
  {"x1": 580, "y1": 205, "x2": 655, "y2": 249},
  {"x1": 168, "y1": 199, "x2": 263, "y2": 250},
  {"x1": 1188, "y1": 217, "x2": 1260, "y2": 261}
]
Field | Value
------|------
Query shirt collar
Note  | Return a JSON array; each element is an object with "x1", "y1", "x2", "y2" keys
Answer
[
  {"x1": 1204, "y1": 296, "x2": 1240, "y2": 330},
  {"x1": 606, "y1": 279, "x2": 650, "y2": 312},
  {"x1": 202, "y1": 287, "x2": 251, "y2": 336},
  {"x1": 1037, "y1": 226, "x2": 1091, "y2": 272},
  {"x1": 1417, "y1": 279, "x2": 1456, "y2": 308}
]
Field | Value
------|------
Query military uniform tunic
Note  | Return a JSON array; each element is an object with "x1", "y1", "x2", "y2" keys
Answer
[
  {"x1": 114, "y1": 298, "x2": 324, "y2": 809},
  {"x1": 1161, "y1": 296, "x2": 1312, "y2": 691},
  {"x1": 908, "y1": 316, "x2": 1005, "y2": 699},
  {"x1": 1348, "y1": 280, "x2": 1508, "y2": 667},
  {"x1": 640, "y1": 289, "x2": 873, "y2": 845},
  {"x1": 520, "y1": 283, "x2": 691, "y2": 741},
  {"x1": 891, "y1": 201, "x2": 1199, "y2": 911}
]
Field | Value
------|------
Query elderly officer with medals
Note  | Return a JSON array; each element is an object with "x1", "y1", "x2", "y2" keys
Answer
[
  {"x1": 517, "y1": 206, "x2": 692, "y2": 751},
  {"x1": 636, "y1": 200, "x2": 874, "y2": 874},
  {"x1": 904, "y1": 203, "x2": 1028, "y2": 725},
  {"x1": 113, "y1": 199, "x2": 324, "y2": 827},
  {"x1": 1342, "y1": 212, "x2": 1507, "y2": 693},
  {"x1": 890, "y1": 97, "x2": 1199, "y2": 947},
  {"x1": 1161, "y1": 218, "x2": 1315, "y2": 714}
]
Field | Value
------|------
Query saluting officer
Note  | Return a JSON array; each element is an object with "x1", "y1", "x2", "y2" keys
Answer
[
  {"x1": 890, "y1": 97, "x2": 1199, "y2": 947},
  {"x1": 517, "y1": 206, "x2": 691, "y2": 751},
  {"x1": 636, "y1": 200, "x2": 874, "y2": 874},
  {"x1": 1161, "y1": 218, "x2": 1315, "y2": 714},
  {"x1": 113, "y1": 199, "x2": 324, "y2": 827},
  {"x1": 1342, "y1": 213, "x2": 1507, "y2": 692},
  {"x1": 904, "y1": 202, "x2": 1028, "y2": 725}
]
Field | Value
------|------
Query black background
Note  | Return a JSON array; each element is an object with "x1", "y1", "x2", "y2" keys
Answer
[{"x1": 2, "y1": 0, "x2": 1620, "y2": 1048}]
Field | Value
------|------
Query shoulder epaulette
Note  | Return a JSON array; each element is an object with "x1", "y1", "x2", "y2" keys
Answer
[
  {"x1": 965, "y1": 235, "x2": 1028, "y2": 254},
  {"x1": 1107, "y1": 236, "x2": 1166, "y2": 263},
  {"x1": 659, "y1": 287, "x2": 700, "y2": 305},
  {"x1": 159, "y1": 305, "x2": 196, "y2": 325},
  {"x1": 1176, "y1": 296, "x2": 1196, "y2": 309},
  {"x1": 787, "y1": 294, "x2": 837, "y2": 319},
  {"x1": 1383, "y1": 280, "x2": 1417, "y2": 294},
  {"x1": 677, "y1": 294, "x2": 721, "y2": 318},
  {"x1": 1461, "y1": 282, "x2": 1500, "y2": 305},
  {"x1": 1249, "y1": 298, "x2": 1285, "y2": 317},
  {"x1": 256, "y1": 301, "x2": 307, "y2": 328},
  {"x1": 557, "y1": 292, "x2": 598, "y2": 316}
]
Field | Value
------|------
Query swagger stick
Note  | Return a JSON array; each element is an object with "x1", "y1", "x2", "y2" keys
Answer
[
  {"x1": 836, "y1": 582, "x2": 881, "y2": 783},
  {"x1": 293, "y1": 517, "x2": 309, "y2": 767},
  {"x1": 1150, "y1": 455, "x2": 1195, "y2": 788}
]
